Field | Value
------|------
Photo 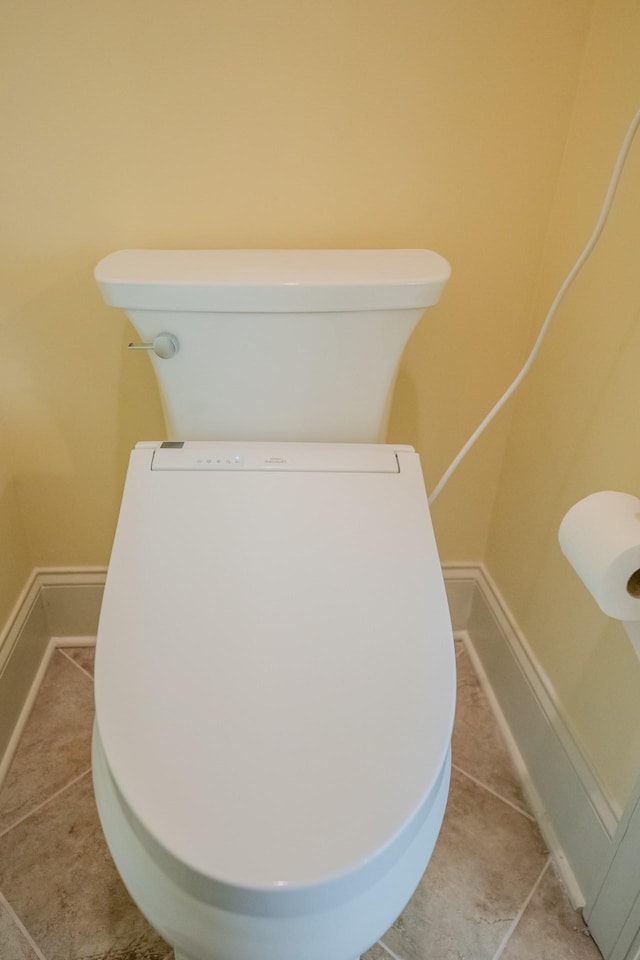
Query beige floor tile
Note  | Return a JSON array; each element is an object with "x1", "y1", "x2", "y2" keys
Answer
[
  {"x1": 365, "y1": 943, "x2": 393, "y2": 960},
  {"x1": 0, "y1": 626, "x2": 606, "y2": 960},
  {"x1": 0, "y1": 900, "x2": 41, "y2": 960},
  {"x1": 381, "y1": 769, "x2": 548, "y2": 960},
  {"x1": 452, "y1": 650, "x2": 530, "y2": 815},
  {"x1": 61, "y1": 644, "x2": 96, "y2": 678},
  {"x1": 501, "y1": 863, "x2": 603, "y2": 960},
  {"x1": 0, "y1": 651, "x2": 95, "y2": 833},
  {"x1": 0, "y1": 772, "x2": 168, "y2": 960}
]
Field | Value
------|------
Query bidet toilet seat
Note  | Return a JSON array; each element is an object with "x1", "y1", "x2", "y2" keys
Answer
[{"x1": 94, "y1": 441, "x2": 455, "y2": 910}]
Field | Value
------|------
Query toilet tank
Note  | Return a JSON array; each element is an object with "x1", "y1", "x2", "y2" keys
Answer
[{"x1": 95, "y1": 249, "x2": 450, "y2": 442}]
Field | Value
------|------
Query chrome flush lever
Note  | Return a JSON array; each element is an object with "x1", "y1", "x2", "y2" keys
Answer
[{"x1": 127, "y1": 333, "x2": 179, "y2": 359}]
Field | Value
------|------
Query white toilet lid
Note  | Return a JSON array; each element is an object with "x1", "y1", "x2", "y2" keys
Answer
[{"x1": 95, "y1": 442, "x2": 455, "y2": 894}]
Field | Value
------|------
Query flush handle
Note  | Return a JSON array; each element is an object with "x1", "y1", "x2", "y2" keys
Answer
[{"x1": 128, "y1": 333, "x2": 179, "y2": 360}]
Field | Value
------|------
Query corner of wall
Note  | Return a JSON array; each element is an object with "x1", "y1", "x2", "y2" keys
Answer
[
  {"x1": 443, "y1": 562, "x2": 616, "y2": 908},
  {"x1": 0, "y1": 568, "x2": 106, "y2": 790}
]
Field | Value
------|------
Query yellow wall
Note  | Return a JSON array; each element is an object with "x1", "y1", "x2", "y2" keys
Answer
[
  {"x1": 0, "y1": 0, "x2": 590, "y2": 572},
  {"x1": 10, "y1": 0, "x2": 637, "y2": 805},
  {"x1": 486, "y1": 0, "x2": 640, "y2": 811},
  {"x1": 0, "y1": 409, "x2": 31, "y2": 629}
]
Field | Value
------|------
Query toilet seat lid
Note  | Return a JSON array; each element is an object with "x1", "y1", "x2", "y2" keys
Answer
[{"x1": 95, "y1": 442, "x2": 455, "y2": 894}]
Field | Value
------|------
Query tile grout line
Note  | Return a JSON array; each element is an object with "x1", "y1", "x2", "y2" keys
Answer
[
  {"x1": 377, "y1": 936, "x2": 409, "y2": 960},
  {"x1": 0, "y1": 767, "x2": 92, "y2": 841},
  {"x1": 451, "y1": 762, "x2": 537, "y2": 822},
  {"x1": 57, "y1": 647, "x2": 95, "y2": 683},
  {"x1": 490, "y1": 856, "x2": 551, "y2": 960},
  {"x1": 0, "y1": 888, "x2": 49, "y2": 960}
]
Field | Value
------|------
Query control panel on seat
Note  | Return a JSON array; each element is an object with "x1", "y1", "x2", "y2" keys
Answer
[{"x1": 150, "y1": 442, "x2": 401, "y2": 474}]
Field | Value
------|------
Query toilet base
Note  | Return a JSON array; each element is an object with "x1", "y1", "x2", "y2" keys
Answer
[
  {"x1": 175, "y1": 954, "x2": 362, "y2": 960},
  {"x1": 93, "y1": 723, "x2": 450, "y2": 960},
  {"x1": 175, "y1": 956, "x2": 363, "y2": 960},
  {"x1": 174, "y1": 953, "x2": 363, "y2": 960}
]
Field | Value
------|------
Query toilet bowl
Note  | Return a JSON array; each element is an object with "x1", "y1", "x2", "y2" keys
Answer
[{"x1": 92, "y1": 251, "x2": 455, "y2": 960}]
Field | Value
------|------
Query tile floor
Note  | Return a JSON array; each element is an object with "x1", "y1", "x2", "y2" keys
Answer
[{"x1": 0, "y1": 639, "x2": 603, "y2": 960}]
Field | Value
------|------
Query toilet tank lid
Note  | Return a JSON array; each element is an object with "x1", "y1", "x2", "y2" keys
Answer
[{"x1": 94, "y1": 248, "x2": 451, "y2": 313}]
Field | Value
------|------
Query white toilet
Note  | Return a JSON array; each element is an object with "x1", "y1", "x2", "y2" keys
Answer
[{"x1": 92, "y1": 249, "x2": 456, "y2": 960}]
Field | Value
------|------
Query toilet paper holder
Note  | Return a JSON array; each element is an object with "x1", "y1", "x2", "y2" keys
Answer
[{"x1": 559, "y1": 491, "x2": 640, "y2": 658}]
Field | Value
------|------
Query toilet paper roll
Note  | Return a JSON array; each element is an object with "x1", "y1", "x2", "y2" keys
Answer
[{"x1": 559, "y1": 491, "x2": 640, "y2": 620}]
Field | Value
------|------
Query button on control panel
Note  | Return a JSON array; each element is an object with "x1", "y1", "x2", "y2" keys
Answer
[
  {"x1": 152, "y1": 449, "x2": 245, "y2": 470},
  {"x1": 194, "y1": 454, "x2": 243, "y2": 467}
]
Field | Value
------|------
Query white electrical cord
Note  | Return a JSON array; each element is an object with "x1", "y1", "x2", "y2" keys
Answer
[{"x1": 428, "y1": 107, "x2": 640, "y2": 506}]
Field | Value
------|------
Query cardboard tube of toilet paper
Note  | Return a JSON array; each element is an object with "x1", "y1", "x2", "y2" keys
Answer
[{"x1": 558, "y1": 491, "x2": 640, "y2": 620}]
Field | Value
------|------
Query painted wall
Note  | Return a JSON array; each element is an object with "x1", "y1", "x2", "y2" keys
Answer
[
  {"x1": 0, "y1": 1, "x2": 590, "y2": 575},
  {"x1": 10, "y1": 0, "x2": 636, "y2": 811},
  {"x1": 486, "y1": 0, "x2": 640, "y2": 812},
  {"x1": 0, "y1": 410, "x2": 31, "y2": 629}
]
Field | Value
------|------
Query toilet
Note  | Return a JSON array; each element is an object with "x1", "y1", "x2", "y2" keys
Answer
[{"x1": 92, "y1": 249, "x2": 456, "y2": 960}]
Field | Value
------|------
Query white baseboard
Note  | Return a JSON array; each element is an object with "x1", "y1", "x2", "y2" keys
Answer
[
  {"x1": 0, "y1": 568, "x2": 106, "y2": 791},
  {"x1": 37, "y1": 568, "x2": 107, "y2": 644},
  {"x1": 0, "y1": 562, "x2": 617, "y2": 911},
  {"x1": 444, "y1": 562, "x2": 616, "y2": 908}
]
